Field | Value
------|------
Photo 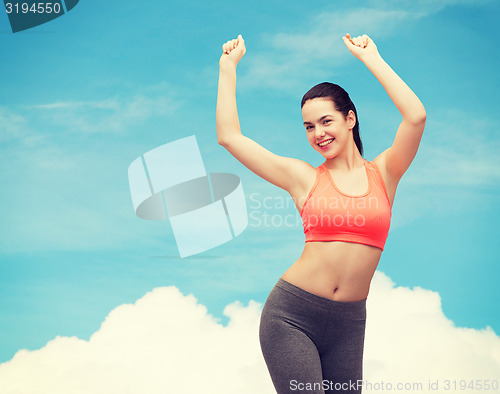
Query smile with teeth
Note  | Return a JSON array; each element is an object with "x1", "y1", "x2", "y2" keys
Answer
[{"x1": 318, "y1": 138, "x2": 335, "y2": 147}]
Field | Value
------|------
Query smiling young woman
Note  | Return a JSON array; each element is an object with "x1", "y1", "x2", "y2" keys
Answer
[{"x1": 216, "y1": 33, "x2": 426, "y2": 394}]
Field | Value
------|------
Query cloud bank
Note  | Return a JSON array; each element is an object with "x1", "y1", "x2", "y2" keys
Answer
[{"x1": 1, "y1": 271, "x2": 499, "y2": 394}]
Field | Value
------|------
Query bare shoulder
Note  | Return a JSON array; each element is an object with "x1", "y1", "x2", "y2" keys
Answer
[{"x1": 371, "y1": 150, "x2": 400, "y2": 208}]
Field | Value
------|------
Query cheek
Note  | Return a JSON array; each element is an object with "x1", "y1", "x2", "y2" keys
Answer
[{"x1": 336, "y1": 128, "x2": 350, "y2": 140}]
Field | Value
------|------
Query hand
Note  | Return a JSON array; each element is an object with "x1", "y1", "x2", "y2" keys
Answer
[
  {"x1": 342, "y1": 33, "x2": 379, "y2": 62},
  {"x1": 219, "y1": 34, "x2": 246, "y2": 69}
]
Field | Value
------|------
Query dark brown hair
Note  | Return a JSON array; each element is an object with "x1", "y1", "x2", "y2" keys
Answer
[{"x1": 301, "y1": 82, "x2": 363, "y2": 156}]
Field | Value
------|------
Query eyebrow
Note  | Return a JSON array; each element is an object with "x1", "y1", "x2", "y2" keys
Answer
[{"x1": 303, "y1": 115, "x2": 333, "y2": 125}]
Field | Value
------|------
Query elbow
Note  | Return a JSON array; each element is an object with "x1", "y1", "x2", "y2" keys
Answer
[
  {"x1": 216, "y1": 126, "x2": 227, "y2": 147},
  {"x1": 216, "y1": 122, "x2": 231, "y2": 147},
  {"x1": 216, "y1": 130, "x2": 229, "y2": 146},
  {"x1": 216, "y1": 128, "x2": 241, "y2": 147},
  {"x1": 217, "y1": 135, "x2": 233, "y2": 148},
  {"x1": 405, "y1": 109, "x2": 426, "y2": 127},
  {"x1": 418, "y1": 109, "x2": 427, "y2": 124},
  {"x1": 415, "y1": 102, "x2": 427, "y2": 123}
]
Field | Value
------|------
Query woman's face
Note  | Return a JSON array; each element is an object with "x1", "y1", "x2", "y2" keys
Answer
[{"x1": 301, "y1": 98, "x2": 355, "y2": 159}]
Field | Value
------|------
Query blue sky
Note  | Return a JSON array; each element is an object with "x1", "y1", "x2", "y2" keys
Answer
[{"x1": 0, "y1": 0, "x2": 499, "y2": 368}]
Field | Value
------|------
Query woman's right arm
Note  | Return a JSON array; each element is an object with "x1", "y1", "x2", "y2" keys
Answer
[{"x1": 216, "y1": 35, "x2": 312, "y2": 195}]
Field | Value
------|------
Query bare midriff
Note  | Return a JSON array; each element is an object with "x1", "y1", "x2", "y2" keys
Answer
[{"x1": 280, "y1": 240, "x2": 382, "y2": 302}]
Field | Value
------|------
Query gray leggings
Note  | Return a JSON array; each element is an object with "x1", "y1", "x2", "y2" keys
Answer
[{"x1": 259, "y1": 278, "x2": 367, "y2": 394}]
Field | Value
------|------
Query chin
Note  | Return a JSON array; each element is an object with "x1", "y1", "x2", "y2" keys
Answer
[{"x1": 318, "y1": 149, "x2": 338, "y2": 159}]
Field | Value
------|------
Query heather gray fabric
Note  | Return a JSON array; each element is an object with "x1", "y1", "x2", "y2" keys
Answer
[{"x1": 259, "y1": 278, "x2": 367, "y2": 394}]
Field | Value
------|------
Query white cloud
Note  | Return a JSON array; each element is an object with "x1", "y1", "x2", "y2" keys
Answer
[
  {"x1": 239, "y1": 8, "x2": 409, "y2": 92},
  {"x1": 28, "y1": 100, "x2": 120, "y2": 111},
  {"x1": 1, "y1": 271, "x2": 499, "y2": 394},
  {"x1": 0, "y1": 106, "x2": 45, "y2": 146},
  {"x1": 266, "y1": 8, "x2": 408, "y2": 59},
  {"x1": 408, "y1": 140, "x2": 500, "y2": 187},
  {"x1": 0, "y1": 106, "x2": 27, "y2": 142},
  {"x1": 404, "y1": 108, "x2": 500, "y2": 187},
  {"x1": 0, "y1": 140, "x2": 170, "y2": 253},
  {"x1": 237, "y1": 0, "x2": 495, "y2": 92},
  {"x1": 366, "y1": 0, "x2": 494, "y2": 16},
  {"x1": 364, "y1": 272, "x2": 500, "y2": 390},
  {"x1": 27, "y1": 95, "x2": 180, "y2": 134},
  {"x1": 0, "y1": 83, "x2": 186, "y2": 253},
  {"x1": 22, "y1": 81, "x2": 184, "y2": 135},
  {"x1": 368, "y1": 107, "x2": 500, "y2": 229},
  {"x1": 0, "y1": 286, "x2": 273, "y2": 394}
]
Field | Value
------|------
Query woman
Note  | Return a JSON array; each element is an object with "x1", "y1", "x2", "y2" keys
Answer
[{"x1": 216, "y1": 33, "x2": 426, "y2": 393}]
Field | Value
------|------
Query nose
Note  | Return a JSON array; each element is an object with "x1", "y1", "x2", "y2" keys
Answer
[{"x1": 315, "y1": 126, "x2": 326, "y2": 139}]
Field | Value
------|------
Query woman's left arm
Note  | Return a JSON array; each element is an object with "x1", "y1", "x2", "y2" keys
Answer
[{"x1": 343, "y1": 34, "x2": 426, "y2": 181}]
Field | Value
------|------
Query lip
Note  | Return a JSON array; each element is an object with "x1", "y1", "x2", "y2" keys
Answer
[{"x1": 317, "y1": 137, "x2": 335, "y2": 150}]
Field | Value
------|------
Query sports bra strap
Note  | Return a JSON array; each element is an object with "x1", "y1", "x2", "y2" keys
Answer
[
  {"x1": 367, "y1": 161, "x2": 391, "y2": 205},
  {"x1": 299, "y1": 165, "x2": 321, "y2": 216}
]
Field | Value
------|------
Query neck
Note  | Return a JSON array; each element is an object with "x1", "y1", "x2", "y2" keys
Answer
[{"x1": 324, "y1": 139, "x2": 364, "y2": 171}]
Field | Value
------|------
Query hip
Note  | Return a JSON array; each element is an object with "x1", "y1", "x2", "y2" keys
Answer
[{"x1": 261, "y1": 277, "x2": 367, "y2": 343}]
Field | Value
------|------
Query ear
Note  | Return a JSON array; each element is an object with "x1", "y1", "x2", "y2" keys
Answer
[{"x1": 347, "y1": 110, "x2": 356, "y2": 130}]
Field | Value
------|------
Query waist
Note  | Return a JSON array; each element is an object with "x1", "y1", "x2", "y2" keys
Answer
[
  {"x1": 304, "y1": 232, "x2": 387, "y2": 250},
  {"x1": 273, "y1": 278, "x2": 367, "y2": 319},
  {"x1": 281, "y1": 241, "x2": 381, "y2": 302}
]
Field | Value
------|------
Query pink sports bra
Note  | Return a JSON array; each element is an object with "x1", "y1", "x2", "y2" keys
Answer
[{"x1": 300, "y1": 159, "x2": 392, "y2": 251}]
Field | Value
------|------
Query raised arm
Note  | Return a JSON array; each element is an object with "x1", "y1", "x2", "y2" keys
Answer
[
  {"x1": 216, "y1": 35, "x2": 312, "y2": 196},
  {"x1": 343, "y1": 34, "x2": 426, "y2": 182}
]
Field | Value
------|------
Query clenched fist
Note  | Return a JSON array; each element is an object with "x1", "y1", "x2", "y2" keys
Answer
[
  {"x1": 343, "y1": 33, "x2": 379, "y2": 62},
  {"x1": 219, "y1": 34, "x2": 246, "y2": 68}
]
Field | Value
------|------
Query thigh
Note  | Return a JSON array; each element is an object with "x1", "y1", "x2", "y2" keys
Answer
[
  {"x1": 259, "y1": 290, "x2": 326, "y2": 393},
  {"x1": 320, "y1": 318, "x2": 366, "y2": 394}
]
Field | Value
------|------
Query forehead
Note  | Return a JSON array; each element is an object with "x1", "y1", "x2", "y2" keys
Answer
[{"x1": 302, "y1": 98, "x2": 339, "y2": 120}]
